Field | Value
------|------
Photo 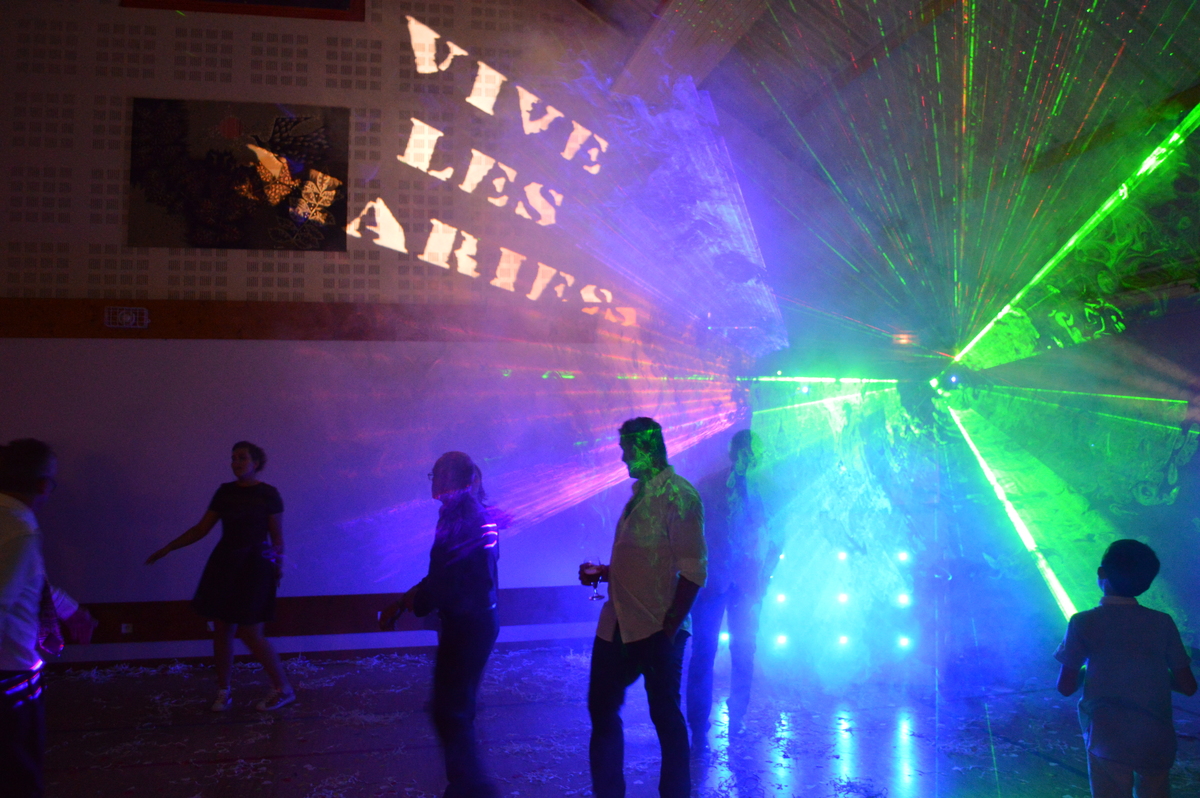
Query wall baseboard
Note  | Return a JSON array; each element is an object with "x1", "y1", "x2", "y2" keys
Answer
[
  {"x1": 52, "y1": 621, "x2": 598, "y2": 664},
  {"x1": 81, "y1": 586, "x2": 600, "y2": 644}
]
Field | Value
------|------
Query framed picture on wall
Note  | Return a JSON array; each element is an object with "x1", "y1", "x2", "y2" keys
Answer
[
  {"x1": 119, "y1": 0, "x2": 365, "y2": 22},
  {"x1": 128, "y1": 98, "x2": 350, "y2": 250}
]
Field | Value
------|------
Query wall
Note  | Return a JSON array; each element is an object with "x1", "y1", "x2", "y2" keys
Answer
[{"x1": 0, "y1": 0, "x2": 778, "y2": 655}]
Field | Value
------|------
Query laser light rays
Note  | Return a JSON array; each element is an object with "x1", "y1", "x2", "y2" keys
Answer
[
  {"x1": 955, "y1": 101, "x2": 1200, "y2": 369},
  {"x1": 948, "y1": 406, "x2": 1077, "y2": 620}
]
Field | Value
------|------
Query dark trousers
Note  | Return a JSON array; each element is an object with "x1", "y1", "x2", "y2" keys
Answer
[
  {"x1": 686, "y1": 583, "x2": 761, "y2": 735},
  {"x1": 432, "y1": 609, "x2": 499, "y2": 798},
  {"x1": 588, "y1": 627, "x2": 690, "y2": 798},
  {"x1": 1, "y1": 669, "x2": 45, "y2": 798}
]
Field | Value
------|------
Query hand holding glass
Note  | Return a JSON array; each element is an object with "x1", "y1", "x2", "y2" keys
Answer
[{"x1": 581, "y1": 559, "x2": 607, "y2": 601}]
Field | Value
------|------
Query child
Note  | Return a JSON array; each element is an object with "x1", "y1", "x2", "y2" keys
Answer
[{"x1": 1055, "y1": 539, "x2": 1197, "y2": 798}]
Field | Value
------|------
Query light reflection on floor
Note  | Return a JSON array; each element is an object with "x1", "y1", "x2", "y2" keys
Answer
[
  {"x1": 894, "y1": 708, "x2": 916, "y2": 798},
  {"x1": 41, "y1": 644, "x2": 1200, "y2": 798}
]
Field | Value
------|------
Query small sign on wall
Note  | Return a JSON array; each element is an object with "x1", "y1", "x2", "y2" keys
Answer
[{"x1": 103, "y1": 306, "x2": 151, "y2": 329}]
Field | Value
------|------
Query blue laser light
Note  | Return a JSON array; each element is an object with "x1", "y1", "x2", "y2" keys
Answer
[
  {"x1": 837, "y1": 551, "x2": 848, "y2": 561},
  {"x1": 897, "y1": 594, "x2": 910, "y2": 606},
  {"x1": 838, "y1": 635, "x2": 849, "y2": 645},
  {"x1": 776, "y1": 635, "x2": 788, "y2": 646},
  {"x1": 776, "y1": 594, "x2": 786, "y2": 603},
  {"x1": 898, "y1": 637, "x2": 911, "y2": 648},
  {"x1": 837, "y1": 593, "x2": 849, "y2": 604},
  {"x1": 719, "y1": 632, "x2": 729, "y2": 643}
]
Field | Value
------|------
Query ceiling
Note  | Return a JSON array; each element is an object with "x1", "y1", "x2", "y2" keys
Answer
[{"x1": 571, "y1": 0, "x2": 1200, "y2": 378}]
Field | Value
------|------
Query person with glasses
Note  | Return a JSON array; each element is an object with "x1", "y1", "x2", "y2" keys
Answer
[
  {"x1": 380, "y1": 452, "x2": 502, "y2": 798},
  {"x1": 146, "y1": 441, "x2": 294, "y2": 712}
]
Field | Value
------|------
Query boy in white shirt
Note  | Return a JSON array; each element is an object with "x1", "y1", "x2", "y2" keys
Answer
[{"x1": 1055, "y1": 539, "x2": 1196, "y2": 798}]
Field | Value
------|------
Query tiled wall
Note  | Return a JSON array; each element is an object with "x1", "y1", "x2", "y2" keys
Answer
[{"x1": 2, "y1": 0, "x2": 598, "y2": 307}]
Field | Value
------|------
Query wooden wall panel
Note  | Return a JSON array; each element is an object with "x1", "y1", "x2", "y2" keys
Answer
[{"x1": 0, "y1": 299, "x2": 597, "y2": 343}]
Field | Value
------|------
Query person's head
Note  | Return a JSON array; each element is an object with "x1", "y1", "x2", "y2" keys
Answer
[
  {"x1": 431, "y1": 451, "x2": 484, "y2": 503},
  {"x1": 1098, "y1": 539, "x2": 1160, "y2": 597},
  {"x1": 0, "y1": 438, "x2": 57, "y2": 511},
  {"x1": 729, "y1": 429, "x2": 759, "y2": 476},
  {"x1": 619, "y1": 417, "x2": 668, "y2": 480},
  {"x1": 231, "y1": 441, "x2": 266, "y2": 482}
]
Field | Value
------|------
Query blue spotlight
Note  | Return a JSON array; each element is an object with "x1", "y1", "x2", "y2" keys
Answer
[
  {"x1": 897, "y1": 593, "x2": 910, "y2": 606},
  {"x1": 837, "y1": 593, "x2": 849, "y2": 604},
  {"x1": 898, "y1": 636, "x2": 911, "y2": 648},
  {"x1": 776, "y1": 593, "x2": 787, "y2": 603},
  {"x1": 838, "y1": 635, "x2": 849, "y2": 645},
  {"x1": 719, "y1": 632, "x2": 730, "y2": 643},
  {"x1": 837, "y1": 551, "x2": 848, "y2": 561},
  {"x1": 897, "y1": 551, "x2": 909, "y2": 562},
  {"x1": 776, "y1": 635, "x2": 788, "y2": 646}
]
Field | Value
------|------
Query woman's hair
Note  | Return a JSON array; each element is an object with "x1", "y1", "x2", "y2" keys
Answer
[
  {"x1": 433, "y1": 451, "x2": 486, "y2": 503},
  {"x1": 730, "y1": 429, "x2": 759, "y2": 458},
  {"x1": 0, "y1": 439, "x2": 55, "y2": 494},
  {"x1": 232, "y1": 441, "x2": 267, "y2": 471},
  {"x1": 618, "y1": 417, "x2": 668, "y2": 469}
]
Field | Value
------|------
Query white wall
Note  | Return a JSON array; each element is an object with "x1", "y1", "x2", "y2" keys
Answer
[{"x1": 2, "y1": 337, "x2": 738, "y2": 602}]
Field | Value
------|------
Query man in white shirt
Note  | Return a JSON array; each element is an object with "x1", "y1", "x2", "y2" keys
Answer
[
  {"x1": 579, "y1": 418, "x2": 706, "y2": 798},
  {"x1": 0, "y1": 439, "x2": 62, "y2": 798}
]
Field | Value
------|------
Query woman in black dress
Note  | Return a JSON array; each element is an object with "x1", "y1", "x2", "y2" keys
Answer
[
  {"x1": 380, "y1": 451, "x2": 501, "y2": 798},
  {"x1": 147, "y1": 441, "x2": 295, "y2": 711}
]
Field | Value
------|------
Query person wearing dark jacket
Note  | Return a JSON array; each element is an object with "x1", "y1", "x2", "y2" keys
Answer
[{"x1": 381, "y1": 452, "x2": 501, "y2": 798}]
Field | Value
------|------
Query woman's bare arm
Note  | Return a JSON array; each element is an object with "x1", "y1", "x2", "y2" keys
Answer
[{"x1": 145, "y1": 510, "x2": 220, "y2": 564}]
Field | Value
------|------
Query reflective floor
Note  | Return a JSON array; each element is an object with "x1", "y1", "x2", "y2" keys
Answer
[{"x1": 43, "y1": 644, "x2": 1200, "y2": 797}]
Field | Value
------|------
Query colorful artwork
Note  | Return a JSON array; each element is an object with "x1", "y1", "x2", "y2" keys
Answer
[
  {"x1": 119, "y1": 0, "x2": 364, "y2": 22},
  {"x1": 128, "y1": 99, "x2": 349, "y2": 250}
]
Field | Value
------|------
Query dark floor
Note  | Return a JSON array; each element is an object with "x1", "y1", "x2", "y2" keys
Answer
[{"x1": 42, "y1": 643, "x2": 1200, "y2": 798}]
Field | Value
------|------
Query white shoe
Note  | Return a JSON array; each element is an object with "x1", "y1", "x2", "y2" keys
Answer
[
  {"x1": 256, "y1": 688, "x2": 296, "y2": 711},
  {"x1": 211, "y1": 688, "x2": 232, "y2": 712}
]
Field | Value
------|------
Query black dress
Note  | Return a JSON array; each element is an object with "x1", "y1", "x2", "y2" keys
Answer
[{"x1": 191, "y1": 481, "x2": 284, "y2": 625}]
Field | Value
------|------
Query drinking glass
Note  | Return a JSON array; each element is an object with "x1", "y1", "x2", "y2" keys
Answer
[{"x1": 583, "y1": 558, "x2": 606, "y2": 601}]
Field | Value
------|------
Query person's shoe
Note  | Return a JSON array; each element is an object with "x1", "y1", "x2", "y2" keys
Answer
[
  {"x1": 211, "y1": 688, "x2": 233, "y2": 712},
  {"x1": 255, "y1": 688, "x2": 296, "y2": 711}
]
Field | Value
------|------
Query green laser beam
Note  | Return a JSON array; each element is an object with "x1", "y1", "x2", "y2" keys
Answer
[
  {"x1": 986, "y1": 386, "x2": 1187, "y2": 404},
  {"x1": 752, "y1": 388, "x2": 896, "y2": 417},
  {"x1": 954, "y1": 101, "x2": 1200, "y2": 365},
  {"x1": 974, "y1": 392, "x2": 1185, "y2": 431},
  {"x1": 948, "y1": 407, "x2": 1078, "y2": 620},
  {"x1": 739, "y1": 376, "x2": 899, "y2": 384}
]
